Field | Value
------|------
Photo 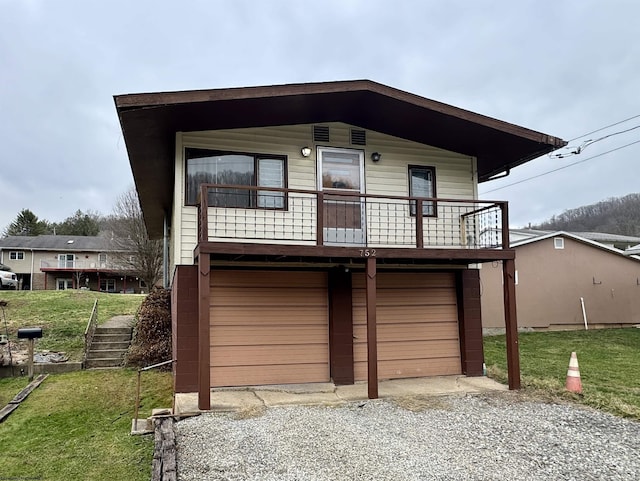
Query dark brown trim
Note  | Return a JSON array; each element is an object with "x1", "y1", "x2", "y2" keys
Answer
[
  {"x1": 196, "y1": 242, "x2": 516, "y2": 262},
  {"x1": 456, "y1": 269, "x2": 484, "y2": 376},
  {"x1": 365, "y1": 257, "x2": 378, "y2": 399},
  {"x1": 503, "y1": 258, "x2": 521, "y2": 390},
  {"x1": 114, "y1": 80, "x2": 566, "y2": 147},
  {"x1": 198, "y1": 253, "x2": 211, "y2": 410},
  {"x1": 415, "y1": 202, "x2": 424, "y2": 249},
  {"x1": 316, "y1": 191, "x2": 324, "y2": 246},
  {"x1": 501, "y1": 202, "x2": 511, "y2": 249},
  {"x1": 171, "y1": 266, "x2": 199, "y2": 393},
  {"x1": 328, "y1": 268, "x2": 354, "y2": 385}
]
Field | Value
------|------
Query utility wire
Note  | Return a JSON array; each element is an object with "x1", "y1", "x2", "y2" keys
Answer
[
  {"x1": 553, "y1": 124, "x2": 640, "y2": 158},
  {"x1": 567, "y1": 114, "x2": 640, "y2": 142},
  {"x1": 481, "y1": 139, "x2": 640, "y2": 194}
]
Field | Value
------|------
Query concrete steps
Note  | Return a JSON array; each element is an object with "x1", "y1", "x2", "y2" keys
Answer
[{"x1": 85, "y1": 326, "x2": 133, "y2": 369}]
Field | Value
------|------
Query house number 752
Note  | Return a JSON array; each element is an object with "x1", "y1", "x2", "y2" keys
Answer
[{"x1": 359, "y1": 249, "x2": 376, "y2": 257}]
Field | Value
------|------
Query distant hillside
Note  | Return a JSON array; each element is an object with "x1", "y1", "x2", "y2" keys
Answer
[{"x1": 532, "y1": 193, "x2": 640, "y2": 236}]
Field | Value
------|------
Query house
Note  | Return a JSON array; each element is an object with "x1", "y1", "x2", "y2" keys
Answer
[
  {"x1": 509, "y1": 228, "x2": 640, "y2": 250},
  {"x1": 481, "y1": 231, "x2": 640, "y2": 331},
  {"x1": 0, "y1": 235, "x2": 144, "y2": 293},
  {"x1": 114, "y1": 79, "x2": 566, "y2": 408}
]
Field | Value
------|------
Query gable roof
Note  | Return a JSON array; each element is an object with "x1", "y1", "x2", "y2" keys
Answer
[
  {"x1": 114, "y1": 79, "x2": 566, "y2": 237},
  {"x1": 509, "y1": 228, "x2": 640, "y2": 247},
  {"x1": 0, "y1": 235, "x2": 122, "y2": 252},
  {"x1": 511, "y1": 231, "x2": 640, "y2": 263}
]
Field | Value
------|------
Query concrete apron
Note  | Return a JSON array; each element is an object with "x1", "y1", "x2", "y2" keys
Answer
[{"x1": 174, "y1": 375, "x2": 508, "y2": 416}]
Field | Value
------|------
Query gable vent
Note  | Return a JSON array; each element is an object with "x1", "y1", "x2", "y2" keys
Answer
[
  {"x1": 313, "y1": 125, "x2": 330, "y2": 143},
  {"x1": 350, "y1": 129, "x2": 367, "y2": 146}
]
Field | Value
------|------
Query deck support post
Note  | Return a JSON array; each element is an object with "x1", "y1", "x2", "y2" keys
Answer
[
  {"x1": 503, "y1": 257, "x2": 521, "y2": 389},
  {"x1": 365, "y1": 256, "x2": 378, "y2": 399},
  {"x1": 198, "y1": 253, "x2": 211, "y2": 410}
]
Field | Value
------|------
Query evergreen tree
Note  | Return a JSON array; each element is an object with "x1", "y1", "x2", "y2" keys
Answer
[
  {"x1": 53, "y1": 210, "x2": 101, "y2": 236},
  {"x1": 4, "y1": 209, "x2": 50, "y2": 236}
]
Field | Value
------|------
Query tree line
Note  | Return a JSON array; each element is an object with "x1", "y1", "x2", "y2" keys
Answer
[
  {"x1": 531, "y1": 193, "x2": 640, "y2": 236},
  {"x1": 1, "y1": 188, "x2": 163, "y2": 288}
]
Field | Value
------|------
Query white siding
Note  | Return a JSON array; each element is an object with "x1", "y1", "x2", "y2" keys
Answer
[{"x1": 173, "y1": 123, "x2": 476, "y2": 265}]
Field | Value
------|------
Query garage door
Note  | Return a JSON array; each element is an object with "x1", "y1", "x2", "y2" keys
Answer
[
  {"x1": 210, "y1": 270, "x2": 329, "y2": 387},
  {"x1": 353, "y1": 272, "x2": 461, "y2": 381}
]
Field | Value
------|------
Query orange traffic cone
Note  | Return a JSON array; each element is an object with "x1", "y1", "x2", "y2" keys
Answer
[{"x1": 565, "y1": 351, "x2": 582, "y2": 394}]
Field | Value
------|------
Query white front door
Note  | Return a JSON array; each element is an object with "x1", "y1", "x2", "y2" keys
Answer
[{"x1": 317, "y1": 147, "x2": 366, "y2": 245}]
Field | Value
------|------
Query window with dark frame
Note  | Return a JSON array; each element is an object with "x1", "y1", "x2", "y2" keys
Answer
[
  {"x1": 409, "y1": 165, "x2": 436, "y2": 216},
  {"x1": 185, "y1": 148, "x2": 286, "y2": 209}
]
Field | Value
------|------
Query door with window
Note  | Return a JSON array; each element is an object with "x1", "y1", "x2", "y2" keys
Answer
[
  {"x1": 58, "y1": 254, "x2": 75, "y2": 269},
  {"x1": 57, "y1": 278, "x2": 73, "y2": 290},
  {"x1": 317, "y1": 147, "x2": 366, "y2": 245}
]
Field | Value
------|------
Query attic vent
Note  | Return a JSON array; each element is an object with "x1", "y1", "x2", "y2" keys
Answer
[
  {"x1": 313, "y1": 125, "x2": 330, "y2": 143},
  {"x1": 350, "y1": 129, "x2": 366, "y2": 146}
]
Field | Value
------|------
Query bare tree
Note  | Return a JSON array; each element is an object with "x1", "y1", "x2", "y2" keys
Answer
[{"x1": 108, "y1": 187, "x2": 163, "y2": 289}]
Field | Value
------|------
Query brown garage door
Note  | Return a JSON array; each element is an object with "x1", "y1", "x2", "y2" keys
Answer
[
  {"x1": 210, "y1": 270, "x2": 329, "y2": 387},
  {"x1": 353, "y1": 272, "x2": 461, "y2": 381}
]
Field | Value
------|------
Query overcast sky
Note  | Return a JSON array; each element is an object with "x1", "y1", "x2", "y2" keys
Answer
[{"x1": 1, "y1": 0, "x2": 639, "y2": 231}]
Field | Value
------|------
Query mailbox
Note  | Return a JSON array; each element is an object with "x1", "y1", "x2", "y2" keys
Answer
[{"x1": 17, "y1": 328, "x2": 43, "y2": 339}]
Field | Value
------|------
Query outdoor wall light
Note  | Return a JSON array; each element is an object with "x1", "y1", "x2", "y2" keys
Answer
[
  {"x1": 301, "y1": 147, "x2": 312, "y2": 157},
  {"x1": 371, "y1": 152, "x2": 382, "y2": 162}
]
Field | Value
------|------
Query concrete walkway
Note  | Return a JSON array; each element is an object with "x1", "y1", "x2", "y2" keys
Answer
[
  {"x1": 174, "y1": 375, "x2": 507, "y2": 415},
  {"x1": 100, "y1": 315, "x2": 135, "y2": 329}
]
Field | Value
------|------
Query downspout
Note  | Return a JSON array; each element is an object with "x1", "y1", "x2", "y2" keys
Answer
[
  {"x1": 486, "y1": 169, "x2": 510, "y2": 181},
  {"x1": 163, "y1": 213, "x2": 169, "y2": 288}
]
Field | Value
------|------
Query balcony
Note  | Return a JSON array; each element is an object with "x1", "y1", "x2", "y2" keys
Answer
[
  {"x1": 40, "y1": 260, "x2": 130, "y2": 271},
  {"x1": 197, "y1": 184, "x2": 511, "y2": 260}
]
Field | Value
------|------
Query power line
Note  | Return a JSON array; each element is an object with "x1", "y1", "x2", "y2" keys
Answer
[
  {"x1": 567, "y1": 114, "x2": 640, "y2": 142},
  {"x1": 553, "y1": 124, "x2": 640, "y2": 158},
  {"x1": 481, "y1": 139, "x2": 640, "y2": 194}
]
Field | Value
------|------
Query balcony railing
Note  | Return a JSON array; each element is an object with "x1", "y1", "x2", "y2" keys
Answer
[
  {"x1": 198, "y1": 184, "x2": 510, "y2": 250},
  {"x1": 40, "y1": 260, "x2": 131, "y2": 271}
]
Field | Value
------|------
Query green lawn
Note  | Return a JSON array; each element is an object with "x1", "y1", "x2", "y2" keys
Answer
[
  {"x1": 0, "y1": 369, "x2": 172, "y2": 481},
  {"x1": 484, "y1": 328, "x2": 640, "y2": 419},
  {"x1": 0, "y1": 290, "x2": 145, "y2": 359}
]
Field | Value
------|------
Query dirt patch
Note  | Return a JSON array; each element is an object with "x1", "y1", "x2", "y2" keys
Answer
[{"x1": 1, "y1": 341, "x2": 68, "y2": 367}]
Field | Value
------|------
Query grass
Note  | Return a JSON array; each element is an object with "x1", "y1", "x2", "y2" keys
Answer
[
  {"x1": 0, "y1": 376, "x2": 29, "y2": 406},
  {"x1": 484, "y1": 328, "x2": 640, "y2": 420},
  {"x1": 0, "y1": 369, "x2": 173, "y2": 481},
  {"x1": 0, "y1": 290, "x2": 145, "y2": 359}
]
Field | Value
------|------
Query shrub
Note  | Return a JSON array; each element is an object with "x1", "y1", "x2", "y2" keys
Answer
[{"x1": 127, "y1": 288, "x2": 171, "y2": 369}]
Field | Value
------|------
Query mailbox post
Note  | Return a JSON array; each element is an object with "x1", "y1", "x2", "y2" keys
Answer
[{"x1": 17, "y1": 328, "x2": 43, "y2": 381}]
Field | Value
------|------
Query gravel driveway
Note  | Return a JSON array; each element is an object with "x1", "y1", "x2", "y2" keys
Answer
[{"x1": 176, "y1": 393, "x2": 640, "y2": 480}]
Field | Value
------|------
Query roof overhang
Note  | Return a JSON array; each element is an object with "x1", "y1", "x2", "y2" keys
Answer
[{"x1": 114, "y1": 79, "x2": 566, "y2": 237}]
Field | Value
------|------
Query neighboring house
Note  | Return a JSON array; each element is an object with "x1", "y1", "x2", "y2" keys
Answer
[
  {"x1": 0, "y1": 235, "x2": 145, "y2": 293},
  {"x1": 481, "y1": 231, "x2": 640, "y2": 331},
  {"x1": 509, "y1": 228, "x2": 640, "y2": 250},
  {"x1": 114, "y1": 79, "x2": 565, "y2": 408}
]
